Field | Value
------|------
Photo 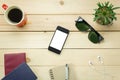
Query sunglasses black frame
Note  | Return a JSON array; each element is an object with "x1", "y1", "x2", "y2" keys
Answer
[{"x1": 75, "y1": 17, "x2": 104, "y2": 43}]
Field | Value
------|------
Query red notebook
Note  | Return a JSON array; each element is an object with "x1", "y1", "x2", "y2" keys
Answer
[{"x1": 4, "y1": 53, "x2": 26, "y2": 75}]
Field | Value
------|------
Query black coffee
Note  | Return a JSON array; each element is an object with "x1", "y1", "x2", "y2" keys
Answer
[{"x1": 8, "y1": 8, "x2": 23, "y2": 23}]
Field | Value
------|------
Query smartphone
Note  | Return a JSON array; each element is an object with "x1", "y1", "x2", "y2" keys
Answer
[{"x1": 48, "y1": 26, "x2": 69, "y2": 54}]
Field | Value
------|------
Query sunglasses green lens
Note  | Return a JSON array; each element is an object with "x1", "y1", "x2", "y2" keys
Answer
[
  {"x1": 88, "y1": 31, "x2": 100, "y2": 43},
  {"x1": 76, "y1": 22, "x2": 89, "y2": 31}
]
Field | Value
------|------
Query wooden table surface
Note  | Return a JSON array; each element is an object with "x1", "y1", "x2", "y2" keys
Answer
[{"x1": 0, "y1": 0, "x2": 120, "y2": 80}]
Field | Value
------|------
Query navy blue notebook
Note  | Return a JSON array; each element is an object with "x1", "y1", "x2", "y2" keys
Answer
[{"x1": 2, "y1": 62, "x2": 37, "y2": 80}]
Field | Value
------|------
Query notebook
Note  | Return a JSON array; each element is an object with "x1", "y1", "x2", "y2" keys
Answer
[
  {"x1": 2, "y1": 62, "x2": 37, "y2": 80},
  {"x1": 4, "y1": 53, "x2": 26, "y2": 75},
  {"x1": 49, "y1": 64, "x2": 76, "y2": 80}
]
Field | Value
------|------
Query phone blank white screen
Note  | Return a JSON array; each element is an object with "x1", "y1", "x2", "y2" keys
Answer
[{"x1": 50, "y1": 30, "x2": 68, "y2": 51}]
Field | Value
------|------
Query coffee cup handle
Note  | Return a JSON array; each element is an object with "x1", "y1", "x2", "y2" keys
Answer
[{"x1": 2, "y1": 4, "x2": 8, "y2": 10}]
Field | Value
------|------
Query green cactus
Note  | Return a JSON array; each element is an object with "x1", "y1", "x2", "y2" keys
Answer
[{"x1": 94, "y1": 2, "x2": 120, "y2": 25}]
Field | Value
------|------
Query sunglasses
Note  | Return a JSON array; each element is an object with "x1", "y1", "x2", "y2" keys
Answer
[{"x1": 75, "y1": 17, "x2": 104, "y2": 43}]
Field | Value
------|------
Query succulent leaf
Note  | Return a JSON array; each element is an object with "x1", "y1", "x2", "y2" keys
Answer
[
  {"x1": 109, "y1": 4, "x2": 114, "y2": 9},
  {"x1": 112, "y1": 7, "x2": 120, "y2": 10},
  {"x1": 105, "y1": 2, "x2": 109, "y2": 6},
  {"x1": 97, "y1": 2, "x2": 102, "y2": 8}
]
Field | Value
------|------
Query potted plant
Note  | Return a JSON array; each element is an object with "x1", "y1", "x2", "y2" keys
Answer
[{"x1": 93, "y1": 1, "x2": 120, "y2": 25}]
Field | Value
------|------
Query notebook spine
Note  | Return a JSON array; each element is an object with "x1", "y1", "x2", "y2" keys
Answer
[{"x1": 49, "y1": 69, "x2": 54, "y2": 80}]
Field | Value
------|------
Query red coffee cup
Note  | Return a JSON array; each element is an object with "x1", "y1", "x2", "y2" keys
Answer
[{"x1": 2, "y1": 4, "x2": 27, "y2": 27}]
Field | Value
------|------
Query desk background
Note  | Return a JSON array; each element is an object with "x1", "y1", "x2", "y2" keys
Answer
[{"x1": 0, "y1": 0, "x2": 120, "y2": 80}]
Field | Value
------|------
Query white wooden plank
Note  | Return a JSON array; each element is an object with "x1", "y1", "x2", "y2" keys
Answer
[
  {"x1": 0, "y1": 15, "x2": 120, "y2": 31},
  {"x1": 0, "y1": 49, "x2": 120, "y2": 66},
  {"x1": 0, "y1": 66, "x2": 4, "y2": 79},
  {"x1": 0, "y1": 0, "x2": 120, "y2": 14},
  {"x1": 0, "y1": 32, "x2": 119, "y2": 48}
]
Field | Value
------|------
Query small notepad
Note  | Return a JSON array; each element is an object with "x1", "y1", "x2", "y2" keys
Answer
[{"x1": 49, "y1": 64, "x2": 76, "y2": 80}]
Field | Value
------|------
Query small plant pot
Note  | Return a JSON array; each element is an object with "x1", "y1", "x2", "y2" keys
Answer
[{"x1": 94, "y1": 2, "x2": 120, "y2": 25}]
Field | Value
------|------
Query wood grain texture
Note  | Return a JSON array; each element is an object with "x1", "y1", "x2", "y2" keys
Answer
[
  {"x1": 0, "y1": 15, "x2": 120, "y2": 31},
  {"x1": 0, "y1": 32, "x2": 120, "y2": 48},
  {"x1": 0, "y1": 49, "x2": 120, "y2": 66},
  {"x1": 0, "y1": 0, "x2": 120, "y2": 14},
  {"x1": 0, "y1": 0, "x2": 120, "y2": 80}
]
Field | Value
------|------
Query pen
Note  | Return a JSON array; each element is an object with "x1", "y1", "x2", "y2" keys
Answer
[{"x1": 65, "y1": 64, "x2": 69, "y2": 80}]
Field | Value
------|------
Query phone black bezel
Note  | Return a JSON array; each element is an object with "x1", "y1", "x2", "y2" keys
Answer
[{"x1": 48, "y1": 26, "x2": 69, "y2": 54}]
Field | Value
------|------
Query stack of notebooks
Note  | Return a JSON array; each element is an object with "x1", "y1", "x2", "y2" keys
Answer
[
  {"x1": 49, "y1": 64, "x2": 76, "y2": 80},
  {"x1": 2, "y1": 53, "x2": 37, "y2": 80}
]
